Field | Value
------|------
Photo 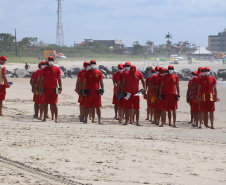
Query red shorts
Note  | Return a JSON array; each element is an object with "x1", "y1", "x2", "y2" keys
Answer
[
  {"x1": 112, "y1": 93, "x2": 118, "y2": 105},
  {"x1": 124, "y1": 94, "x2": 140, "y2": 109},
  {"x1": 83, "y1": 91, "x2": 101, "y2": 108},
  {"x1": 0, "y1": 85, "x2": 6, "y2": 100},
  {"x1": 203, "y1": 100, "x2": 215, "y2": 112},
  {"x1": 33, "y1": 93, "x2": 39, "y2": 104},
  {"x1": 39, "y1": 94, "x2": 45, "y2": 104},
  {"x1": 164, "y1": 93, "x2": 177, "y2": 112},
  {"x1": 157, "y1": 100, "x2": 165, "y2": 111},
  {"x1": 43, "y1": 88, "x2": 58, "y2": 104},
  {"x1": 118, "y1": 98, "x2": 124, "y2": 107}
]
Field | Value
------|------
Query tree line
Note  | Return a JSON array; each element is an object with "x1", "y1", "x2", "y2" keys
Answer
[{"x1": 0, "y1": 32, "x2": 197, "y2": 58}]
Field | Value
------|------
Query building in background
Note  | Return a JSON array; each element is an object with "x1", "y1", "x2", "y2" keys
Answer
[{"x1": 208, "y1": 28, "x2": 226, "y2": 53}]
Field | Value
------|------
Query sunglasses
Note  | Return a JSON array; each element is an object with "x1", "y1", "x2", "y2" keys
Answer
[
  {"x1": 118, "y1": 68, "x2": 123, "y2": 69},
  {"x1": 90, "y1": 63, "x2": 96, "y2": 65},
  {"x1": 125, "y1": 65, "x2": 130, "y2": 67},
  {"x1": 168, "y1": 68, "x2": 174, "y2": 70},
  {"x1": 205, "y1": 70, "x2": 210, "y2": 72}
]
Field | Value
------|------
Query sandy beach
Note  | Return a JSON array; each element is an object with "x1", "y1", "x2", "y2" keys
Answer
[{"x1": 0, "y1": 60, "x2": 226, "y2": 185}]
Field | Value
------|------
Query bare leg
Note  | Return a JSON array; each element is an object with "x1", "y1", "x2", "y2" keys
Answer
[
  {"x1": 80, "y1": 105, "x2": 84, "y2": 122},
  {"x1": 199, "y1": 111, "x2": 204, "y2": 128},
  {"x1": 118, "y1": 106, "x2": 123, "y2": 123},
  {"x1": 168, "y1": 111, "x2": 172, "y2": 126},
  {"x1": 39, "y1": 104, "x2": 44, "y2": 120},
  {"x1": 83, "y1": 108, "x2": 89, "y2": 123},
  {"x1": 96, "y1": 107, "x2": 103, "y2": 124},
  {"x1": 172, "y1": 110, "x2": 177, "y2": 127},
  {"x1": 204, "y1": 112, "x2": 209, "y2": 127},
  {"x1": 51, "y1": 103, "x2": 59, "y2": 122},
  {"x1": 0, "y1": 100, "x2": 6, "y2": 117},
  {"x1": 210, "y1": 111, "x2": 214, "y2": 129},
  {"x1": 91, "y1": 107, "x2": 96, "y2": 122},
  {"x1": 130, "y1": 109, "x2": 135, "y2": 124},
  {"x1": 42, "y1": 103, "x2": 48, "y2": 122},
  {"x1": 135, "y1": 109, "x2": 142, "y2": 126},
  {"x1": 123, "y1": 109, "x2": 129, "y2": 125},
  {"x1": 114, "y1": 104, "x2": 118, "y2": 119},
  {"x1": 145, "y1": 108, "x2": 149, "y2": 120}
]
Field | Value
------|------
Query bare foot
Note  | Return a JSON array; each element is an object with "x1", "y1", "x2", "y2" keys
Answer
[
  {"x1": 173, "y1": 125, "x2": 178, "y2": 128},
  {"x1": 42, "y1": 119, "x2": 46, "y2": 122},
  {"x1": 92, "y1": 120, "x2": 97, "y2": 123},
  {"x1": 83, "y1": 120, "x2": 87, "y2": 124},
  {"x1": 159, "y1": 124, "x2": 164, "y2": 127},
  {"x1": 169, "y1": 123, "x2": 172, "y2": 126},
  {"x1": 0, "y1": 114, "x2": 6, "y2": 117},
  {"x1": 46, "y1": 115, "x2": 50, "y2": 118},
  {"x1": 55, "y1": 119, "x2": 60, "y2": 123},
  {"x1": 122, "y1": 121, "x2": 128, "y2": 125},
  {"x1": 145, "y1": 117, "x2": 149, "y2": 120},
  {"x1": 136, "y1": 123, "x2": 142, "y2": 126},
  {"x1": 192, "y1": 124, "x2": 198, "y2": 127},
  {"x1": 205, "y1": 125, "x2": 210, "y2": 128},
  {"x1": 188, "y1": 121, "x2": 193, "y2": 124},
  {"x1": 165, "y1": 122, "x2": 169, "y2": 125},
  {"x1": 211, "y1": 126, "x2": 215, "y2": 129}
]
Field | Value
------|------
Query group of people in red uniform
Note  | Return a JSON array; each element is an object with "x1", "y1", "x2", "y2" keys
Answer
[
  {"x1": 0, "y1": 55, "x2": 218, "y2": 129},
  {"x1": 187, "y1": 66, "x2": 218, "y2": 129}
]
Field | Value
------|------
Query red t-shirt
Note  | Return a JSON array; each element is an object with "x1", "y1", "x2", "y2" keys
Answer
[
  {"x1": 78, "y1": 70, "x2": 85, "y2": 78},
  {"x1": 1, "y1": 66, "x2": 6, "y2": 74},
  {"x1": 188, "y1": 78, "x2": 196, "y2": 97},
  {"x1": 113, "y1": 71, "x2": 120, "y2": 92},
  {"x1": 162, "y1": 74, "x2": 179, "y2": 94},
  {"x1": 83, "y1": 69, "x2": 103, "y2": 90},
  {"x1": 123, "y1": 71, "x2": 144, "y2": 94},
  {"x1": 42, "y1": 66, "x2": 61, "y2": 89},
  {"x1": 31, "y1": 70, "x2": 39, "y2": 84},
  {"x1": 199, "y1": 76, "x2": 216, "y2": 98}
]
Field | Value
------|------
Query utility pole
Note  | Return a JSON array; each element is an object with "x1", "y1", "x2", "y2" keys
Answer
[
  {"x1": 15, "y1": 29, "x2": 17, "y2": 56},
  {"x1": 56, "y1": 0, "x2": 64, "y2": 46}
]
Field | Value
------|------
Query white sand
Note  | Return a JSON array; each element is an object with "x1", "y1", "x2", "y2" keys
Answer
[{"x1": 0, "y1": 60, "x2": 226, "y2": 185}]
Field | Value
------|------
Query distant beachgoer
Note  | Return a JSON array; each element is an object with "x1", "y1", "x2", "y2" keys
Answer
[
  {"x1": 25, "y1": 63, "x2": 30, "y2": 70},
  {"x1": 0, "y1": 56, "x2": 11, "y2": 117}
]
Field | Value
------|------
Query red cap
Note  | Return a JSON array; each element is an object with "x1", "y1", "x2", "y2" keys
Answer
[
  {"x1": 83, "y1": 62, "x2": 89, "y2": 67},
  {"x1": 118, "y1": 63, "x2": 123, "y2": 69},
  {"x1": 193, "y1": 71, "x2": 198, "y2": 75},
  {"x1": 164, "y1": 68, "x2": 168, "y2": 72},
  {"x1": 155, "y1": 66, "x2": 160, "y2": 71},
  {"x1": 48, "y1": 56, "x2": 54, "y2": 61},
  {"x1": 38, "y1": 61, "x2": 45, "y2": 69},
  {"x1": 90, "y1": 59, "x2": 96, "y2": 64},
  {"x1": 151, "y1": 68, "x2": 155, "y2": 73},
  {"x1": 125, "y1": 62, "x2": 131, "y2": 66},
  {"x1": 130, "y1": 65, "x2": 136, "y2": 74},
  {"x1": 204, "y1": 66, "x2": 210, "y2": 71},
  {"x1": 159, "y1": 67, "x2": 165, "y2": 74},
  {"x1": 198, "y1": 67, "x2": 203, "y2": 74},
  {"x1": 168, "y1": 65, "x2": 174, "y2": 69},
  {"x1": 45, "y1": 60, "x2": 49, "y2": 65},
  {"x1": 0, "y1": 56, "x2": 8, "y2": 61}
]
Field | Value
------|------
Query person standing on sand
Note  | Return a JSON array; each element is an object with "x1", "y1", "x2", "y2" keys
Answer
[
  {"x1": 39, "y1": 56, "x2": 62, "y2": 123},
  {"x1": 25, "y1": 62, "x2": 30, "y2": 70},
  {"x1": 159, "y1": 65, "x2": 180, "y2": 128},
  {"x1": 76, "y1": 61, "x2": 89, "y2": 122},
  {"x1": 197, "y1": 66, "x2": 218, "y2": 129},
  {"x1": 0, "y1": 56, "x2": 11, "y2": 117},
  {"x1": 82, "y1": 60, "x2": 104, "y2": 124},
  {"x1": 121, "y1": 65, "x2": 146, "y2": 126},
  {"x1": 112, "y1": 63, "x2": 123, "y2": 120}
]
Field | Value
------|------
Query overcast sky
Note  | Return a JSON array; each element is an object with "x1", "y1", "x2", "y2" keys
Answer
[{"x1": 1, "y1": 0, "x2": 226, "y2": 47}]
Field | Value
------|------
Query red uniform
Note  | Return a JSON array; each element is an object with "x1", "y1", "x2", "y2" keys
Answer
[
  {"x1": 112, "y1": 71, "x2": 120, "y2": 105},
  {"x1": 156, "y1": 74, "x2": 166, "y2": 111},
  {"x1": 145, "y1": 77, "x2": 152, "y2": 107},
  {"x1": 122, "y1": 70, "x2": 143, "y2": 109},
  {"x1": 79, "y1": 71, "x2": 87, "y2": 106},
  {"x1": 193, "y1": 76, "x2": 203, "y2": 112},
  {"x1": 83, "y1": 69, "x2": 103, "y2": 108},
  {"x1": 0, "y1": 66, "x2": 6, "y2": 100},
  {"x1": 38, "y1": 69, "x2": 45, "y2": 104},
  {"x1": 161, "y1": 74, "x2": 179, "y2": 111},
  {"x1": 199, "y1": 76, "x2": 216, "y2": 112},
  {"x1": 41, "y1": 66, "x2": 61, "y2": 104},
  {"x1": 77, "y1": 70, "x2": 86, "y2": 105},
  {"x1": 188, "y1": 78, "x2": 196, "y2": 112},
  {"x1": 31, "y1": 70, "x2": 39, "y2": 104},
  {"x1": 117, "y1": 72, "x2": 125, "y2": 107}
]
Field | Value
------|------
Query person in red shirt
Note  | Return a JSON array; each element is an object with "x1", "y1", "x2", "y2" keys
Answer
[
  {"x1": 0, "y1": 56, "x2": 10, "y2": 117},
  {"x1": 112, "y1": 63, "x2": 123, "y2": 119},
  {"x1": 30, "y1": 62, "x2": 42, "y2": 118},
  {"x1": 76, "y1": 62, "x2": 89, "y2": 122},
  {"x1": 121, "y1": 65, "x2": 146, "y2": 126},
  {"x1": 197, "y1": 66, "x2": 218, "y2": 129},
  {"x1": 82, "y1": 60, "x2": 104, "y2": 124},
  {"x1": 39, "y1": 56, "x2": 62, "y2": 123},
  {"x1": 145, "y1": 68, "x2": 155, "y2": 121},
  {"x1": 36, "y1": 61, "x2": 51, "y2": 120},
  {"x1": 156, "y1": 67, "x2": 166, "y2": 127},
  {"x1": 159, "y1": 65, "x2": 180, "y2": 127},
  {"x1": 192, "y1": 67, "x2": 204, "y2": 127},
  {"x1": 186, "y1": 70, "x2": 198, "y2": 125}
]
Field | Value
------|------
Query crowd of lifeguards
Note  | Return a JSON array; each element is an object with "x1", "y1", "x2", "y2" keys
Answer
[{"x1": 0, "y1": 55, "x2": 218, "y2": 129}]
